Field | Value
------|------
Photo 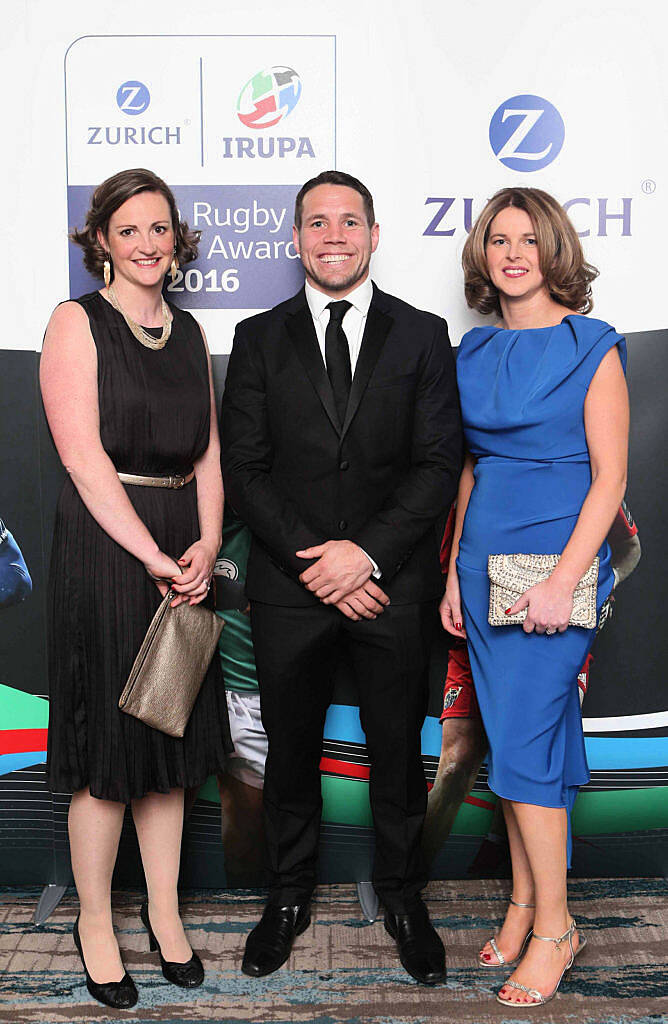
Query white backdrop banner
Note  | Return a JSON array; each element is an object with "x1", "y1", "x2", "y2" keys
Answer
[{"x1": 2, "y1": 0, "x2": 666, "y2": 350}]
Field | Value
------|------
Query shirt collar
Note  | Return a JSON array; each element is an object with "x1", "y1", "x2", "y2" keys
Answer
[{"x1": 305, "y1": 276, "x2": 373, "y2": 321}]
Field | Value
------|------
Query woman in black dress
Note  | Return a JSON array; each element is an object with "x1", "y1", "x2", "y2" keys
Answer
[{"x1": 40, "y1": 168, "x2": 231, "y2": 1008}]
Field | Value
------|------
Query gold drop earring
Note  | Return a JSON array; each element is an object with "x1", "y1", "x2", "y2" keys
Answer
[
  {"x1": 103, "y1": 255, "x2": 111, "y2": 290},
  {"x1": 170, "y1": 248, "x2": 179, "y2": 284}
]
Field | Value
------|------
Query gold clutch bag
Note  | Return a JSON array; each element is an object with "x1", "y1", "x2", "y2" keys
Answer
[
  {"x1": 487, "y1": 553, "x2": 599, "y2": 629},
  {"x1": 119, "y1": 590, "x2": 224, "y2": 738}
]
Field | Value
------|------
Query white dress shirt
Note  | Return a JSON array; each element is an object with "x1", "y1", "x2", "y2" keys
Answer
[
  {"x1": 305, "y1": 277, "x2": 373, "y2": 373},
  {"x1": 304, "y1": 276, "x2": 381, "y2": 579}
]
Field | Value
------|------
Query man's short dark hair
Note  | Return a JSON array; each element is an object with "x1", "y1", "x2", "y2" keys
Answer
[{"x1": 294, "y1": 170, "x2": 375, "y2": 229}]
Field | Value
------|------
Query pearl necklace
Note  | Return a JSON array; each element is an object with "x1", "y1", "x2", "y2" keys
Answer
[{"x1": 107, "y1": 285, "x2": 172, "y2": 350}]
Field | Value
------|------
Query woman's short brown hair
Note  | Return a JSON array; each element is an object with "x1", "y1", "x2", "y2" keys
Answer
[
  {"x1": 462, "y1": 187, "x2": 598, "y2": 316},
  {"x1": 70, "y1": 167, "x2": 200, "y2": 280}
]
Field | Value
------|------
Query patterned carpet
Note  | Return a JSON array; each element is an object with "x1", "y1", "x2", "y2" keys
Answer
[{"x1": 1, "y1": 879, "x2": 666, "y2": 1024}]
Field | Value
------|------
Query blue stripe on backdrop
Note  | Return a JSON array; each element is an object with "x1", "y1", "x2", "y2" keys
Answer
[
  {"x1": 0, "y1": 752, "x2": 45, "y2": 776},
  {"x1": 585, "y1": 737, "x2": 668, "y2": 770},
  {"x1": 324, "y1": 704, "x2": 668, "y2": 769}
]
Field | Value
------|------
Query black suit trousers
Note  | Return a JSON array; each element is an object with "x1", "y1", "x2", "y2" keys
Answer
[{"x1": 250, "y1": 598, "x2": 438, "y2": 913}]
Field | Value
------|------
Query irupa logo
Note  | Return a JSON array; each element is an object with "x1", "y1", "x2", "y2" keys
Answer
[
  {"x1": 489, "y1": 94, "x2": 565, "y2": 172},
  {"x1": 222, "y1": 137, "x2": 315, "y2": 159},
  {"x1": 223, "y1": 66, "x2": 315, "y2": 160},
  {"x1": 237, "y1": 67, "x2": 301, "y2": 129},
  {"x1": 87, "y1": 80, "x2": 182, "y2": 146}
]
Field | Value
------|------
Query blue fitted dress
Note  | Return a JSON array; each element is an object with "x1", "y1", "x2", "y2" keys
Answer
[{"x1": 456, "y1": 315, "x2": 626, "y2": 857}]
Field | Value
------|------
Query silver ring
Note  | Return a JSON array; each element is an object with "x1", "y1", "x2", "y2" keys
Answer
[{"x1": 546, "y1": 628, "x2": 556, "y2": 635}]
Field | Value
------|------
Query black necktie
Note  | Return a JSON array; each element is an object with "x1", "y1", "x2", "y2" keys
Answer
[{"x1": 325, "y1": 300, "x2": 352, "y2": 425}]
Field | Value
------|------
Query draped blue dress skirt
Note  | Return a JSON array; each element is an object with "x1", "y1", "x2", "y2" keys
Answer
[{"x1": 456, "y1": 315, "x2": 626, "y2": 861}]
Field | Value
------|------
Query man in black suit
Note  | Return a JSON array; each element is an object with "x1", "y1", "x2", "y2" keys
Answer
[{"x1": 221, "y1": 170, "x2": 462, "y2": 984}]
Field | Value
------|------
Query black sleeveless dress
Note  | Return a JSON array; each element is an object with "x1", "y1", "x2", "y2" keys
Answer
[{"x1": 46, "y1": 291, "x2": 231, "y2": 802}]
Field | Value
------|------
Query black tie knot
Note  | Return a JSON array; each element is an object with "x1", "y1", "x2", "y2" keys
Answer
[{"x1": 327, "y1": 300, "x2": 352, "y2": 324}]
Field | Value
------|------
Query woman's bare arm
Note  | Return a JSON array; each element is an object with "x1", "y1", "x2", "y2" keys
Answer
[
  {"x1": 553, "y1": 348, "x2": 629, "y2": 587},
  {"x1": 447, "y1": 452, "x2": 477, "y2": 576},
  {"x1": 171, "y1": 325, "x2": 224, "y2": 604},
  {"x1": 440, "y1": 451, "x2": 476, "y2": 636}
]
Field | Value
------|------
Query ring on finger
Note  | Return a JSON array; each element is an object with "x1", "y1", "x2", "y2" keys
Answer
[{"x1": 546, "y1": 627, "x2": 556, "y2": 635}]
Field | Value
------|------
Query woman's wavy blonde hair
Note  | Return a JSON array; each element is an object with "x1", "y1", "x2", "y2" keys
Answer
[{"x1": 462, "y1": 187, "x2": 598, "y2": 317}]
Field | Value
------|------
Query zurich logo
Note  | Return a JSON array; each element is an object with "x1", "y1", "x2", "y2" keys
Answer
[
  {"x1": 489, "y1": 95, "x2": 565, "y2": 172},
  {"x1": 116, "y1": 80, "x2": 151, "y2": 116},
  {"x1": 237, "y1": 66, "x2": 302, "y2": 129}
]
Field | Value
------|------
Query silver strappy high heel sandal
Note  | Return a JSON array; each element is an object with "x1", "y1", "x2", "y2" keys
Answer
[
  {"x1": 478, "y1": 896, "x2": 535, "y2": 968},
  {"x1": 496, "y1": 919, "x2": 587, "y2": 1007}
]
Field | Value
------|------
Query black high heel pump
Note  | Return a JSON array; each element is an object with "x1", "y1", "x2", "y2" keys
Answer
[
  {"x1": 72, "y1": 915, "x2": 138, "y2": 1009},
  {"x1": 140, "y1": 899, "x2": 204, "y2": 987}
]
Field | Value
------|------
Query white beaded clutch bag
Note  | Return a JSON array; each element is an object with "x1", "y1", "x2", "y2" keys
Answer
[{"x1": 487, "y1": 553, "x2": 599, "y2": 629}]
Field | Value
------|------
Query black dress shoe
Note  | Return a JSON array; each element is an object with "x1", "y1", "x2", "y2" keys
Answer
[
  {"x1": 73, "y1": 915, "x2": 138, "y2": 1009},
  {"x1": 384, "y1": 903, "x2": 446, "y2": 985},
  {"x1": 242, "y1": 902, "x2": 311, "y2": 977},
  {"x1": 140, "y1": 900, "x2": 204, "y2": 987}
]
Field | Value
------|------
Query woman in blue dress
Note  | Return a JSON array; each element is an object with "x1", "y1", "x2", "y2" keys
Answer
[{"x1": 440, "y1": 187, "x2": 628, "y2": 1007}]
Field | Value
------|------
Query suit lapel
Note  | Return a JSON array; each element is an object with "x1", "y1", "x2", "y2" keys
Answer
[
  {"x1": 285, "y1": 295, "x2": 341, "y2": 435},
  {"x1": 340, "y1": 288, "x2": 393, "y2": 439}
]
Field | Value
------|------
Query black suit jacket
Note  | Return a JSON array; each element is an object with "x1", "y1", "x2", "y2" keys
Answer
[{"x1": 220, "y1": 284, "x2": 463, "y2": 606}]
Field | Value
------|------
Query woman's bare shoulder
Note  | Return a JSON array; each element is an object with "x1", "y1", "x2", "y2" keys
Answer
[{"x1": 42, "y1": 298, "x2": 97, "y2": 374}]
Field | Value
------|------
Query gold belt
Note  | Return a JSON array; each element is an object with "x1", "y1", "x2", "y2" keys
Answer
[{"x1": 117, "y1": 470, "x2": 195, "y2": 489}]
